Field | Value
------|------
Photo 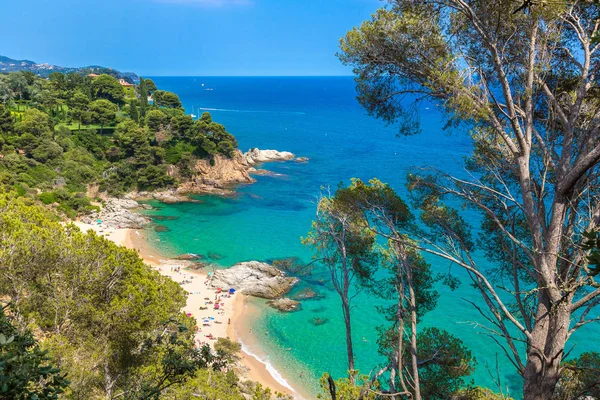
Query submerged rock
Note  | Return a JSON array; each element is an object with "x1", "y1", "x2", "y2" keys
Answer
[
  {"x1": 295, "y1": 157, "x2": 309, "y2": 163},
  {"x1": 310, "y1": 317, "x2": 329, "y2": 326},
  {"x1": 207, "y1": 252, "x2": 224, "y2": 260},
  {"x1": 152, "y1": 215, "x2": 180, "y2": 221},
  {"x1": 210, "y1": 261, "x2": 298, "y2": 299},
  {"x1": 291, "y1": 288, "x2": 324, "y2": 301},
  {"x1": 267, "y1": 298, "x2": 302, "y2": 312},
  {"x1": 154, "y1": 224, "x2": 170, "y2": 232},
  {"x1": 174, "y1": 253, "x2": 204, "y2": 261},
  {"x1": 244, "y1": 148, "x2": 295, "y2": 165}
]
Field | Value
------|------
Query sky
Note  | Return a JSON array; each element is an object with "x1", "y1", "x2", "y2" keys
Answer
[{"x1": 1, "y1": 0, "x2": 383, "y2": 76}]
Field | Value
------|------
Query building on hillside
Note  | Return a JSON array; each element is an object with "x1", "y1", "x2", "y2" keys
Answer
[
  {"x1": 119, "y1": 79, "x2": 136, "y2": 99},
  {"x1": 87, "y1": 73, "x2": 100, "y2": 78}
]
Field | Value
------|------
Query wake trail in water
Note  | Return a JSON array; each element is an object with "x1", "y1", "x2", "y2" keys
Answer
[{"x1": 198, "y1": 107, "x2": 306, "y2": 116}]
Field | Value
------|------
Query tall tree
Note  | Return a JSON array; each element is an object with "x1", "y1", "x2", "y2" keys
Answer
[
  {"x1": 339, "y1": 2, "x2": 600, "y2": 399},
  {"x1": 89, "y1": 99, "x2": 117, "y2": 134},
  {"x1": 91, "y1": 74, "x2": 124, "y2": 105},
  {"x1": 303, "y1": 189, "x2": 378, "y2": 379}
]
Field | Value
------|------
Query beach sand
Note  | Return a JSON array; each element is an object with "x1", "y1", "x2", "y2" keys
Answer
[{"x1": 73, "y1": 221, "x2": 301, "y2": 398}]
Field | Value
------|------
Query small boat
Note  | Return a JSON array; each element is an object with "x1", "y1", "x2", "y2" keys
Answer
[{"x1": 190, "y1": 105, "x2": 197, "y2": 119}]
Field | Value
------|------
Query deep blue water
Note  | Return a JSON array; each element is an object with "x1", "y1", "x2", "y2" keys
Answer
[{"x1": 143, "y1": 76, "x2": 598, "y2": 398}]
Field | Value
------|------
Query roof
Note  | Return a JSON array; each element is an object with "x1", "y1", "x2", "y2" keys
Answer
[
  {"x1": 87, "y1": 73, "x2": 100, "y2": 78},
  {"x1": 118, "y1": 78, "x2": 134, "y2": 87}
]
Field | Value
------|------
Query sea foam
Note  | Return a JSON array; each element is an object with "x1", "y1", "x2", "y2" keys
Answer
[{"x1": 239, "y1": 340, "x2": 296, "y2": 393}]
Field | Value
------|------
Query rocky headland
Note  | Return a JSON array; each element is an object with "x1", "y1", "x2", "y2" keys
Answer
[
  {"x1": 209, "y1": 261, "x2": 298, "y2": 299},
  {"x1": 80, "y1": 198, "x2": 151, "y2": 229}
]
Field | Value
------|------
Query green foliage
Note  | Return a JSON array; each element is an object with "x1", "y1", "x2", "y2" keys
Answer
[
  {"x1": 453, "y1": 387, "x2": 511, "y2": 400},
  {"x1": 582, "y1": 230, "x2": 600, "y2": 276},
  {"x1": 153, "y1": 90, "x2": 182, "y2": 109},
  {"x1": 91, "y1": 74, "x2": 124, "y2": 104},
  {"x1": 0, "y1": 304, "x2": 70, "y2": 399},
  {"x1": 0, "y1": 71, "x2": 239, "y2": 211},
  {"x1": 89, "y1": 99, "x2": 117, "y2": 132},
  {"x1": 317, "y1": 372, "x2": 377, "y2": 400},
  {"x1": 553, "y1": 352, "x2": 600, "y2": 400},
  {"x1": 0, "y1": 194, "x2": 202, "y2": 398}
]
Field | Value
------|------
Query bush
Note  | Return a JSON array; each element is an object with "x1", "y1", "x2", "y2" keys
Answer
[{"x1": 38, "y1": 192, "x2": 58, "y2": 205}]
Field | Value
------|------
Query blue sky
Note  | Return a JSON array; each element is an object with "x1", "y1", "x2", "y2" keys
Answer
[{"x1": 1, "y1": 0, "x2": 382, "y2": 76}]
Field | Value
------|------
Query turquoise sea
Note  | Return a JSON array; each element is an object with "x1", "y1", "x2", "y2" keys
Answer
[{"x1": 143, "y1": 77, "x2": 598, "y2": 398}]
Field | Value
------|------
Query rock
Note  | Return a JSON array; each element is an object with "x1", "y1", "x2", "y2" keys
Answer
[
  {"x1": 267, "y1": 298, "x2": 302, "y2": 312},
  {"x1": 152, "y1": 191, "x2": 190, "y2": 203},
  {"x1": 210, "y1": 261, "x2": 298, "y2": 299},
  {"x1": 295, "y1": 157, "x2": 309, "y2": 163},
  {"x1": 291, "y1": 287, "x2": 324, "y2": 301},
  {"x1": 174, "y1": 253, "x2": 204, "y2": 261},
  {"x1": 244, "y1": 148, "x2": 295, "y2": 165},
  {"x1": 248, "y1": 169, "x2": 285, "y2": 177},
  {"x1": 153, "y1": 224, "x2": 170, "y2": 232},
  {"x1": 309, "y1": 317, "x2": 329, "y2": 326},
  {"x1": 126, "y1": 191, "x2": 192, "y2": 203},
  {"x1": 82, "y1": 198, "x2": 151, "y2": 229},
  {"x1": 109, "y1": 198, "x2": 141, "y2": 210},
  {"x1": 207, "y1": 252, "x2": 224, "y2": 260}
]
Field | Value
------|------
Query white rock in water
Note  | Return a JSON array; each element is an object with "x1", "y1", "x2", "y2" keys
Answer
[
  {"x1": 210, "y1": 261, "x2": 298, "y2": 299},
  {"x1": 244, "y1": 148, "x2": 295, "y2": 165}
]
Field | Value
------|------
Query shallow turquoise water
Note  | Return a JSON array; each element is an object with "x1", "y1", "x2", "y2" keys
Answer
[{"x1": 145, "y1": 77, "x2": 598, "y2": 398}]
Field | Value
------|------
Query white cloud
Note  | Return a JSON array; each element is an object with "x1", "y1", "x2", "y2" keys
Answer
[{"x1": 154, "y1": 0, "x2": 252, "y2": 6}]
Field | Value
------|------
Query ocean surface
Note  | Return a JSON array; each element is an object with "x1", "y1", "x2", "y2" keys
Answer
[{"x1": 144, "y1": 76, "x2": 598, "y2": 398}]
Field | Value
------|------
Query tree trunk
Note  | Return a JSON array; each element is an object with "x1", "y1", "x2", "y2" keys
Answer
[
  {"x1": 342, "y1": 297, "x2": 355, "y2": 377},
  {"x1": 522, "y1": 294, "x2": 571, "y2": 400},
  {"x1": 407, "y1": 265, "x2": 421, "y2": 400}
]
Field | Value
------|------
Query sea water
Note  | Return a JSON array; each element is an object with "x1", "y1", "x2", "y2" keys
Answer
[{"x1": 144, "y1": 77, "x2": 598, "y2": 398}]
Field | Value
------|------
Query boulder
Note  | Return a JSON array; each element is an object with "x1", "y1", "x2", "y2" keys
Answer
[
  {"x1": 267, "y1": 298, "x2": 302, "y2": 312},
  {"x1": 244, "y1": 148, "x2": 295, "y2": 165},
  {"x1": 81, "y1": 198, "x2": 150, "y2": 229},
  {"x1": 295, "y1": 157, "x2": 309, "y2": 163},
  {"x1": 210, "y1": 261, "x2": 298, "y2": 299}
]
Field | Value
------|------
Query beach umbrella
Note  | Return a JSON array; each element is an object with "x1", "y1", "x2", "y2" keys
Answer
[{"x1": 229, "y1": 288, "x2": 236, "y2": 294}]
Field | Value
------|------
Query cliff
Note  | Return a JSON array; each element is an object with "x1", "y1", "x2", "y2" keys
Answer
[{"x1": 177, "y1": 150, "x2": 255, "y2": 195}]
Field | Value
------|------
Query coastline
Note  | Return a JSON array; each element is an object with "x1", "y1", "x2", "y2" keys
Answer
[{"x1": 72, "y1": 220, "x2": 302, "y2": 399}]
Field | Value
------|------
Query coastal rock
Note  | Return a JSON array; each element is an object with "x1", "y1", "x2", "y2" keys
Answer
[
  {"x1": 81, "y1": 198, "x2": 150, "y2": 229},
  {"x1": 295, "y1": 157, "x2": 309, "y2": 163},
  {"x1": 174, "y1": 253, "x2": 204, "y2": 261},
  {"x1": 248, "y1": 168, "x2": 285, "y2": 177},
  {"x1": 210, "y1": 261, "x2": 298, "y2": 299},
  {"x1": 244, "y1": 148, "x2": 295, "y2": 165},
  {"x1": 291, "y1": 287, "x2": 324, "y2": 301},
  {"x1": 267, "y1": 298, "x2": 302, "y2": 312},
  {"x1": 127, "y1": 190, "x2": 191, "y2": 203},
  {"x1": 177, "y1": 151, "x2": 255, "y2": 195}
]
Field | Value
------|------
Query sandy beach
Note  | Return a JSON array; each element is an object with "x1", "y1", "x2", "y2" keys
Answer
[{"x1": 72, "y1": 220, "x2": 301, "y2": 398}]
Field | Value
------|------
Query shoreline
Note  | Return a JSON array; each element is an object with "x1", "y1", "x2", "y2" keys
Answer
[{"x1": 72, "y1": 220, "x2": 303, "y2": 398}]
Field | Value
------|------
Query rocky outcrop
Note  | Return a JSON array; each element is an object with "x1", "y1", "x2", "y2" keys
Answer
[
  {"x1": 177, "y1": 151, "x2": 254, "y2": 195},
  {"x1": 244, "y1": 148, "x2": 295, "y2": 165},
  {"x1": 126, "y1": 190, "x2": 192, "y2": 203},
  {"x1": 209, "y1": 261, "x2": 298, "y2": 299},
  {"x1": 81, "y1": 199, "x2": 150, "y2": 229},
  {"x1": 267, "y1": 298, "x2": 302, "y2": 312},
  {"x1": 294, "y1": 157, "x2": 309, "y2": 163}
]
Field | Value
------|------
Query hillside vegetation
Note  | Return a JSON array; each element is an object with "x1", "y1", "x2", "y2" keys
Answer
[{"x1": 0, "y1": 71, "x2": 237, "y2": 217}]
